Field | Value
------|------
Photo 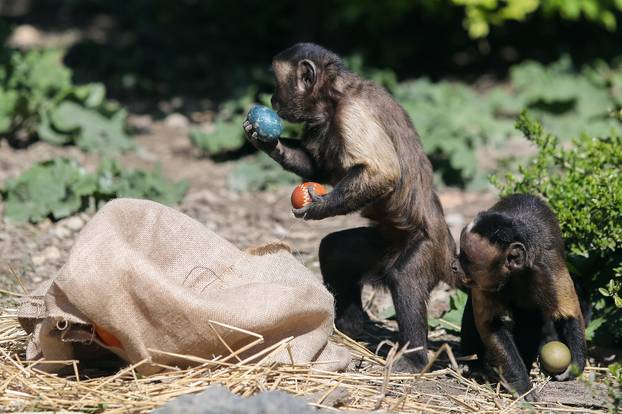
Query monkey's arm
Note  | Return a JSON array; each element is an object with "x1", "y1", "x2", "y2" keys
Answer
[
  {"x1": 550, "y1": 316, "x2": 587, "y2": 380},
  {"x1": 243, "y1": 121, "x2": 318, "y2": 179},
  {"x1": 268, "y1": 138, "x2": 319, "y2": 179},
  {"x1": 294, "y1": 164, "x2": 395, "y2": 220},
  {"x1": 546, "y1": 268, "x2": 587, "y2": 381},
  {"x1": 472, "y1": 290, "x2": 537, "y2": 401}
]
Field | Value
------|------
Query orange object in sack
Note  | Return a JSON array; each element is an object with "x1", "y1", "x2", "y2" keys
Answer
[{"x1": 94, "y1": 325, "x2": 123, "y2": 349}]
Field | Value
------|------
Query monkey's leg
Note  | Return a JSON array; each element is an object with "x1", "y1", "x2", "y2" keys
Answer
[
  {"x1": 514, "y1": 308, "x2": 544, "y2": 371},
  {"x1": 461, "y1": 292, "x2": 486, "y2": 370},
  {"x1": 386, "y1": 238, "x2": 438, "y2": 371},
  {"x1": 547, "y1": 264, "x2": 587, "y2": 381},
  {"x1": 550, "y1": 316, "x2": 587, "y2": 381},
  {"x1": 319, "y1": 227, "x2": 387, "y2": 337},
  {"x1": 472, "y1": 290, "x2": 537, "y2": 401}
]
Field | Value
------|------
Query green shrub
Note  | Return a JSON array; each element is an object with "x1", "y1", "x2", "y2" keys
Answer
[
  {"x1": 507, "y1": 57, "x2": 621, "y2": 139},
  {"x1": 454, "y1": 0, "x2": 622, "y2": 37},
  {"x1": 0, "y1": 48, "x2": 132, "y2": 153},
  {"x1": 428, "y1": 289, "x2": 468, "y2": 333},
  {"x1": 492, "y1": 111, "x2": 622, "y2": 343},
  {"x1": 395, "y1": 79, "x2": 516, "y2": 188},
  {"x1": 229, "y1": 152, "x2": 299, "y2": 192},
  {"x1": 2, "y1": 158, "x2": 187, "y2": 223}
]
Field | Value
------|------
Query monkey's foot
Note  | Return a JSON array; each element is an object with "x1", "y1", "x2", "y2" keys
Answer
[
  {"x1": 391, "y1": 353, "x2": 428, "y2": 373},
  {"x1": 334, "y1": 305, "x2": 370, "y2": 338}
]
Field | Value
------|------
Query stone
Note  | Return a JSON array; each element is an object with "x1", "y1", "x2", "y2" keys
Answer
[
  {"x1": 164, "y1": 113, "x2": 189, "y2": 129},
  {"x1": 32, "y1": 246, "x2": 61, "y2": 266},
  {"x1": 52, "y1": 226, "x2": 72, "y2": 239},
  {"x1": 63, "y1": 216, "x2": 85, "y2": 232},
  {"x1": 154, "y1": 385, "x2": 341, "y2": 414}
]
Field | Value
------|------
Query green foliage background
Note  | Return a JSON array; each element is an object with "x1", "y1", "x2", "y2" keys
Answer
[
  {"x1": 193, "y1": 57, "x2": 622, "y2": 189},
  {"x1": 0, "y1": 48, "x2": 133, "y2": 153},
  {"x1": 2, "y1": 158, "x2": 188, "y2": 223}
]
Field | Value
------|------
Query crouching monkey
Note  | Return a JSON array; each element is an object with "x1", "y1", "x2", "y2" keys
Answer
[{"x1": 455, "y1": 194, "x2": 587, "y2": 400}]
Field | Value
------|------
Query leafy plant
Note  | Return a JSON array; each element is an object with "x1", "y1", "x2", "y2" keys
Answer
[
  {"x1": 2, "y1": 158, "x2": 97, "y2": 223},
  {"x1": 228, "y1": 152, "x2": 299, "y2": 192},
  {"x1": 429, "y1": 289, "x2": 468, "y2": 333},
  {"x1": 492, "y1": 111, "x2": 622, "y2": 343},
  {"x1": 453, "y1": 0, "x2": 622, "y2": 37},
  {"x1": 508, "y1": 57, "x2": 621, "y2": 140},
  {"x1": 96, "y1": 159, "x2": 188, "y2": 207},
  {"x1": 0, "y1": 48, "x2": 132, "y2": 153},
  {"x1": 607, "y1": 363, "x2": 622, "y2": 411},
  {"x1": 395, "y1": 79, "x2": 516, "y2": 188},
  {"x1": 1, "y1": 158, "x2": 187, "y2": 223}
]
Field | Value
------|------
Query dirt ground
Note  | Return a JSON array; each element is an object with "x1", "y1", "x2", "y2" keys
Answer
[{"x1": 0, "y1": 116, "x2": 613, "y2": 411}]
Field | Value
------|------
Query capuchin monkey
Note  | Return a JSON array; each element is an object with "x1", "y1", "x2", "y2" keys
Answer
[
  {"x1": 455, "y1": 194, "x2": 587, "y2": 401},
  {"x1": 243, "y1": 43, "x2": 457, "y2": 370}
]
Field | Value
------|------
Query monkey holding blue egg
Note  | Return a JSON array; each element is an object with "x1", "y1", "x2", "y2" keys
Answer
[{"x1": 244, "y1": 105, "x2": 283, "y2": 142}]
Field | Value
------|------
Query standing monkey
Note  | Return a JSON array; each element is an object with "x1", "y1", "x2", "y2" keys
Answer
[
  {"x1": 243, "y1": 43, "x2": 456, "y2": 369},
  {"x1": 456, "y1": 194, "x2": 587, "y2": 400}
]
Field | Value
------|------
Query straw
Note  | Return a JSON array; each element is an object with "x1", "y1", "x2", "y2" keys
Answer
[{"x1": 0, "y1": 306, "x2": 611, "y2": 413}]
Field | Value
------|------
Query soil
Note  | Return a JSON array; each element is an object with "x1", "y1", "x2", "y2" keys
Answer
[{"x1": 0, "y1": 116, "x2": 613, "y2": 412}]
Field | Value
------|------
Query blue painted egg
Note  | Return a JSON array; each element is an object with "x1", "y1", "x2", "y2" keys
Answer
[{"x1": 247, "y1": 105, "x2": 283, "y2": 141}]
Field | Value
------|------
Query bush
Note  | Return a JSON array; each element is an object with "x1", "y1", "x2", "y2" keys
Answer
[
  {"x1": 2, "y1": 158, "x2": 188, "y2": 223},
  {"x1": 228, "y1": 153, "x2": 299, "y2": 192},
  {"x1": 0, "y1": 47, "x2": 132, "y2": 153},
  {"x1": 492, "y1": 111, "x2": 622, "y2": 344},
  {"x1": 454, "y1": 0, "x2": 622, "y2": 37}
]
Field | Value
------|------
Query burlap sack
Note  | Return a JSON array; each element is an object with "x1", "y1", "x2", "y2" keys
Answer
[{"x1": 18, "y1": 198, "x2": 350, "y2": 375}]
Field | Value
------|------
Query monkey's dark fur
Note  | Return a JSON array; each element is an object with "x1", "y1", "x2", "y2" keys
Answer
[
  {"x1": 243, "y1": 43, "x2": 456, "y2": 369},
  {"x1": 456, "y1": 194, "x2": 587, "y2": 401}
]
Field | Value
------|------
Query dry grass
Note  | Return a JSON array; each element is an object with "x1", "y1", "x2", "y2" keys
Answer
[{"x1": 0, "y1": 304, "x2": 611, "y2": 414}]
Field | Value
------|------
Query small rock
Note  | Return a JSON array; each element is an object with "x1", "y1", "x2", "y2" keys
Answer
[
  {"x1": 63, "y1": 216, "x2": 84, "y2": 232},
  {"x1": 32, "y1": 246, "x2": 61, "y2": 266},
  {"x1": 38, "y1": 219, "x2": 52, "y2": 231},
  {"x1": 128, "y1": 114, "x2": 153, "y2": 131},
  {"x1": 52, "y1": 226, "x2": 72, "y2": 239},
  {"x1": 164, "y1": 113, "x2": 189, "y2": 129},
  {"x1": 8, "y1": 25, "x2": 42, "y2": 48},
  {"x1": 154, "y1": 385, "x2": 337, "y2": 414}
]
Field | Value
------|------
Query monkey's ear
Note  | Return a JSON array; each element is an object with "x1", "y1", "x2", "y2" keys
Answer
[
  {"x1": 297, "y1": 59, "x2": 316, "y2": 90},
  {"x1": 505, "y1": 242, "x2": 526, "y2": 271}
]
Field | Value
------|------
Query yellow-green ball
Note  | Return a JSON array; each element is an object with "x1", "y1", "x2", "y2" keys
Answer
[{"x1": 539, "y1": 341, "x2": 571, "y2": 375}]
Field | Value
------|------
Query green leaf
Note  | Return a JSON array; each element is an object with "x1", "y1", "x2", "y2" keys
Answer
[
  {"x1": 429, "y1": 290, "x2": 468, "y2": 333},
  {"x1": 49, "y1": 101, "x2": 133, "y2": 154},
  {"x1": 2, "y1": 157, "x2": 186, "y2": 224},
  {"x1": 378, "y1": 305, "x2": 396, "y2": 320}
]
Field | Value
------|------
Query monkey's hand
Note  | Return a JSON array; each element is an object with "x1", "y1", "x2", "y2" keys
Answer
[
  {"x1": 292, "y1": 187, "x2": 330, "y2": 220},
  {"x1": 552, "y1": 365, "x2": 577, "y2": 381},
  {"x1": 242, "y1": 119, "x2": 278, "y2": 151}
]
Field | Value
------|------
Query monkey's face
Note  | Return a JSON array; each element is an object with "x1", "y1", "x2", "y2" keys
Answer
[
  {"x1": 459, "y1": 227, "x2": 509, "y2": 292},
  {"x1": 271, "y1": 59, "x2": 319, "y2": 123}
]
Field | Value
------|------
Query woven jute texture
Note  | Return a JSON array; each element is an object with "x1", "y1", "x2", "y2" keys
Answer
[{"x1": 18, "y1": 199, "x2": 350, "y2": 374}]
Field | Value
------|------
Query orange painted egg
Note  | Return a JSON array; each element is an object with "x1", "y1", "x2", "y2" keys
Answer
[{"x1": 291, "y1": 182, "x2": 327, "y2": 209}]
